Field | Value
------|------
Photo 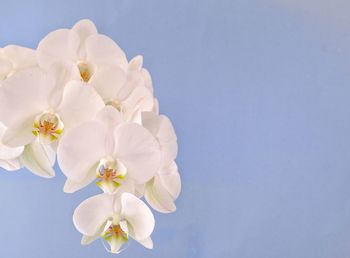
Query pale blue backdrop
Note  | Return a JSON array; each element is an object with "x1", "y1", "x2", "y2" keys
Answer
[{"x1": 1, "y1": 0, "x2": 350, "y2": 257}]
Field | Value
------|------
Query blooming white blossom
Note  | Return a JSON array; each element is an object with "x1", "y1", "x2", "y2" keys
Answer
[
  {"x1": 38, "y1": 20, "x2": 156, "y2": 124},
  {"x1": 0, "y1": 45, "x2": 37, "y2": 170},
  {"x1": 0, "y1": 19, "x2": 181, "y2": 254},
  {"x1": 73, "y1": 192, "x2": 154, "y2": 253},
  {"x1": 105, "y1": 56, "x2": 156, "y2": 124},
  {"x1": 0, "y1": 66, "x2": 105, "y2": 177},
  {"x1": 141, "y1": 112, "x2": 181, "y2": 213},
  {"x1": 37, "y1": 19, "x2": 128, "y2": 75},
  {"x1": 57, "y1": 106, "x2": 161, "y2": 193}
]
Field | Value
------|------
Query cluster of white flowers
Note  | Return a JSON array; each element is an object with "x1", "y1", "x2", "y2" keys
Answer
[{"x1": 0, "y1": 19, "x2": 181, "y2": 254}]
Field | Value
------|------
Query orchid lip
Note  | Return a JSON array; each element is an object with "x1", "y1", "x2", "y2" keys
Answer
[
  {"x1": 32, "y1": 111, "x2": 64, "y2": 144},
  {"x1": 95, "y1": 157, "x2": 127, "y2": 193},
  {"x1": 102, "y1": 223, "x2": 128, "y2": 241},
  {"x1": 101, "y1": 218, "x2": 129, "y2": 254}
]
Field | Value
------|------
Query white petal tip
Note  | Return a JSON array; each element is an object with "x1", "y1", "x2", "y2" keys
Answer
[
  {"x1": 63, "y1": 180, "x2": 77, "y2": 193},
  {"x1": 81, "y1": 235, "x2": 98, "y2": 245},
  {"x1": 26, "y1": 165, "x2": 55, "y2": 178},
  {"x1": 138, "y1": 237, "x2": 153, "y2": 249}
]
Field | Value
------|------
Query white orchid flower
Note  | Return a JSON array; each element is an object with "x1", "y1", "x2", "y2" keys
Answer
[
  {"x1": 145, "y1": 161, "x2": 181, "y2": 213},
  {"x1": 0, "y1": 18, "x2": 180, "y2": 255},
  {"x1": 73, "y1": 192, "x2": 154, "y2": 253},
  {"x1": 38, "y1": 19, "x2": 156, "y2": 124},
  {"x1": 103, "y1": 55, "x2": 156, "y2": 124},
  {"x1": 128, "y1": 56, "x2": 159, "y2": 117},
  {"x1": 0, "y1": 45, "x2": 36, "y2": 171},
  {"x1": 106, "y1": 84, "x2": 155, "y2": 124},
  {"x1": 37, "y1": 19, "x2": 128, "y2": 94},
  {"x1": 0, "y1": 45, "x2": 37, "y2": 80},
  {"x1": 141, "y1": 112, "x2": 181, "y2": 213},
  {"x1": 128, "y1": 55, "x2": 153, "y2": 93},
  {"x1": 0, "y1": 67, "x2": 105, "y2": 178},
  {"x1": 57, "y1": 106, "x2": 161, "y2": 194}
]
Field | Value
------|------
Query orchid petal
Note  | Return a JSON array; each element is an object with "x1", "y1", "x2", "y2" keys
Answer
[
  {"x1": 108, "y1": 237, "x2": 127, "y2": 254},
  {"x1": 57, "y1": 81, "x2": 104, "y2": 132},
  {"x1": 145, "y1": 177, "x2": 176, "y2": 214},
  {"x1": 153, "y1": 98, "x2": 159, "y2": 114},
  {"x1": 20, "y1": 140, "x2": 56, "y2": 178},
  {"x1": 114, "y1": 123, "x2": 161, "y2": 184},
  {"x1": 0, "y1": 123, "x2": 24, "y2": 160},
  {"x1": 95, "y1": 106, "x2": 123, "y2": 130},
  {"x1": 138, "y1": 237, "x2": 153, "y2": 249},
  {"x1": 37, "y1": 29, "x2": 80, "y2": 68},
  {"x1": 123, "y1": 87, "x2": 155, "y2": 123},
  {"x1": 128, "y1": 55, "x2": 143, "y2": 71},
  {"x1": 63, "y1": 166, "x2": 97, "y2": 193},
  {"x1": 81, "y1": 223, "x2": 107, "y2": 246},
  {"x1": 73, "y1": 193, "x2": 114, "y2": 237},
  {"x1": 1, "y1": 118, "x2": 36, "y2": 147},
  {"x1": 0, "y1": 158, "x2": 22, "y2": 171},
  {"x1": 120, "y1": 193, "x2": 155, "y2": 241},
  {"x1": 85, "y1": 34, "x2": 128, "y2": 70},
  {"x1": 134, "y1": 183, "x2": 145, "y2": 198},
  {"x1": 46, "y1": 62, "x2": 81, "y2": 107},
  {"x1": 145, "y1": 161, "x2": 180, "y2": 213},
  {"x1": 72, "y1": 19, "x2": 97, "y2": 42},
  {"x1": 142, "y1": 112, "x2": 178, "y2": 163},
  {"x1": 118, "y1": 71, "x2": 146, "y2": 100},
  {"x1": 158, "y1": 161, "x2": 181, "y2": 200},
  {"x1": 2, "y1": 45, "x2": 36, "y2": 69},
  {"x1": 81, "y1": 234, "x2": 100, "y2": 245},
  {"x1": 89, "y1": 65, "x2": 126, "y2": 102},
  {"x1": 0, "y1": 68, "x2": 55, "y2": 146},
  {"x1": 109, "y1": 176, "x2": 136, "y2": 196},
  {"x1": 141, "y1": 68, "x2": 153, "y2": 93},
  {"x1": 119, "y1": 220, "x2": 129, "y2": 234},
  {"x1": 57, "y1": 120, "x2": 107, "y2": 183}
]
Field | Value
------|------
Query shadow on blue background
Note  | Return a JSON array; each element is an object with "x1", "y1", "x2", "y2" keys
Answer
[{"x1": 0, "y1": 1, "x2": 350, "y2": 257}]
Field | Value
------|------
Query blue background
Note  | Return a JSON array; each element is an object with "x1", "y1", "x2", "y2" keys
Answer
[{"x1": 1, "y1": 0, "x2": 350, "y2": 257}]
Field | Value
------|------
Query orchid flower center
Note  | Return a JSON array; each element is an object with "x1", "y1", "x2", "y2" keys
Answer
[
  {"x1": 96, "y1": 157, "x2": 127, "y2": 193},
  {"x1": 78, "y1": 62, "x2": 94, "y2": 82},
  {"x1": 101, "y1": 218, "x2": 129, "y2": 253},
  {"x1": 102, "y1": 224, "x2": 128, "y2": 241},
  {"x1": 32, "y1": 112, "x2": 64, "y2": 144}
]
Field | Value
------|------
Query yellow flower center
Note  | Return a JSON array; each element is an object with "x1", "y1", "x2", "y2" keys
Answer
[
  {"x1": 96, "y1": 158, "x2": 127, "y2": 193},
  {"x1": 103, "y1": 224, "x2": 128, "y2": 241},
  {"x1": 32, "y1": 112, "x2": 64, "y2": 144},
  {"x1": 101, "y1": 219, "x2": 129, "y2": 253},
  {"x1": 78, "y1": 62, "x2": 94, "y2": 82}
]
